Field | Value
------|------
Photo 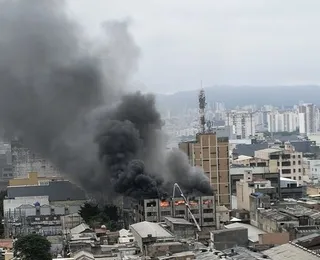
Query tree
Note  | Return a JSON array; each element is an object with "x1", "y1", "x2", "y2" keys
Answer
[
  {"x1": 79, "y1": 203, "x2": 100, "y2": 223},
  {"x1": 14, "y1": 233, "x2": 52, "y2": 260},
  {"x1": 79, "y1": 203, "x2": 122, "y2": 231}
]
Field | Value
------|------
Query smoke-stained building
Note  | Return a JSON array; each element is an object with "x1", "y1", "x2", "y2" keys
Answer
[
  {"x1": 11, "y1": 138, "x2": 61, "y2": 178},
  {"x1": 135, "y1": 196, "x2": 215, "y2": 228},
  {"x1": 179, "y1": 133, "x2": 230, "y2": 207}
]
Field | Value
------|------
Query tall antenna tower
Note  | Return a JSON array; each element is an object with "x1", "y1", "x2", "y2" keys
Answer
[{"x1": 198, "y1": 82, "x2": 207, "y2": 134}]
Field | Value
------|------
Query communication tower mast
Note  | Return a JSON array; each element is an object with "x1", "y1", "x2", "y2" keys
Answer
[{"x1": 198, "y1": 86, "x2": 206, "y2": 134}]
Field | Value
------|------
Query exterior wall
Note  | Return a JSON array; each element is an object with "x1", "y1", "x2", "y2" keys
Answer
[
  {"x1": 179, "y1": 133, "x2": 230, "y2": 206},
  {"x1": 308, "y1": 159, "x2": 320, "y2": 180},
  {"x1": 236, "y1": 181, "x2": 253, "y2": 211},
  {"x1": 210, "y1": 228, "x2": 248, "y2": 250},
  {"x1": 216, "y1": 206, "x2": 230, "y2": 225},
  {"x1": 146, "y1": 242, "x2": 189, "y2": 258},
  {"x1": 61, "y1": 214, "x2": 83, "y2": 231},
  {"x1": 226, "y1": 111, "x2": 255, "y2": 139},
  {"x1": 9, "y1": 172, "x2": 63, "y2": 186},
  {"x1": 255, "y1": 148, "x2": 304, "y2": 184},
  {"x1": 138, "y1": 196, "x2": 216, "y2": 228},
  {"x1": 256, "y1": 210, "x2": 299, "y2": 233},
  {"x1": 258, "y1": 232, "x2": 290, "y2": 245},
  {"x1": 3, "y1": 196, "x2": 49, "y2": 212},
  {"x1": 9, "y1": 172, "x2": 39, "y2": 186},
  {"x1": 307, "y1": 186, "x2": 320, "y2": 195}
]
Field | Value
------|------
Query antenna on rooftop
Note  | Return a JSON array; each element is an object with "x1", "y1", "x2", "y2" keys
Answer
[{"x1": 198, "y1": 81, "x2": 207, "y2": 134}]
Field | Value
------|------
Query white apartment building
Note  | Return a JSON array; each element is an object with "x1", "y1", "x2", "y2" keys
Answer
[
  {"x1": 267, "y1": 111, "x2": 298, "y2": 133},
  {"x1": 298, "y1": 103, "x2": 318, "y2": 134},
  {"x1": 304, "y1": 159, "x2": 320, "y2": 181},
  {"x1": 226, "y1": 111, "x2": 255, "y2": 139}
]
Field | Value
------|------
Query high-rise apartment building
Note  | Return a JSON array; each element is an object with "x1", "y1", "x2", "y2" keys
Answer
[
  {"x1": 298, "y1": 103, "x2": 317, "y2": 134},
  {"x1": 179, "y1": 133, "x2": 230, "y2": 207},
  {"x1": 267, "y1": 111, "x2": 298, "y2": 133},
  {"x1": 226, "y1": 111, "x2": 255, "y2": 139}
]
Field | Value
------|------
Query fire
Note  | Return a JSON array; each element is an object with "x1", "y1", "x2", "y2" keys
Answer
[
  {"x1": 203, "y1": 200, "x2": 213, "y2": 205},
  {"x1": 174, "y1": 200, "x2": 185, "y2": 206},
  {"x1": 160, "y1": 201, "x2": 170, "y2": 207}
]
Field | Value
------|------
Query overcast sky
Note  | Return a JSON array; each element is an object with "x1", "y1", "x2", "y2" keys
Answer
[{"x1": 67, "y1": 0, "x2": 320, "y2": 94}]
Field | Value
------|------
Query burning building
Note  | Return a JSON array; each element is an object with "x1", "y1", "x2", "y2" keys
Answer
[{"x1": 135, "y1": 196, "x2": 216, "y2": 228}]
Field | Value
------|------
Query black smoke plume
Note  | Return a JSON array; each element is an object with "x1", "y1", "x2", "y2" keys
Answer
[{"x1": 0, "y1": 0, "x2": 212, "y2": 200}]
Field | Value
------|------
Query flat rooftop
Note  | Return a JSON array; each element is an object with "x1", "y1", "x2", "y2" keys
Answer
[
  {"x1": 130, "y1": 221, "x2": 174, "y2": 239},
  {"x1": 164, "y1": 217, "x2": 193, "y2": 225}
]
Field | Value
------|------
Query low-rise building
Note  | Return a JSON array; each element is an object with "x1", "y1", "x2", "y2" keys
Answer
[
  {"x1": 255, "y1": 144, "x2": 305, "y2": 184},
  {"x1": 130, "y1": 221, "x2": 175, "y2": 254},
  {"x1": 215, "y1": 205, "x2": 230, "y2": 228},
  {"x1": 163, "y1": 217, "x2": 195, "y2": 239},
  {"x1": 230, "y1": 166, "x2": 280, "y2": 196},
  {"x1": 210, "y1": 227, "x2": 248, "y2": 250},
  {"x1": 224, "y1": 222, "x2": 266, "y2": 245},
  {"x1": 3, "y1": 179, "x2": 86, "y2": 238},
  {"x1": 236, "y1": 170, "x2": 277, "y2": 211},
  {"x1": 136, "y1": 196, "x2": 215, "y2": 228},
  {"x1": 254, "y1": 208, "x2": 299, "y2": 233}
]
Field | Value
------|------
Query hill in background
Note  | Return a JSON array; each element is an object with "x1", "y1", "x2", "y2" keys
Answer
[{"x1": 155, "y1": 85, "x2": 320, "y2": 115}]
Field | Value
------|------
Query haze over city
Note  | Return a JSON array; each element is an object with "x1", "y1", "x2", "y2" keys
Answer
[
  {"x1": 67, "y1": 0, "x2": 320, "y2": 93},
  {"x1": 2, "y1": 1, "x2": 320, "y2": 259}
]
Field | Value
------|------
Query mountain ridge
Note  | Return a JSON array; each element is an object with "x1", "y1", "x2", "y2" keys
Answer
[{"x1": 155, "y1": 85, "x2": 320, "y2": 114}]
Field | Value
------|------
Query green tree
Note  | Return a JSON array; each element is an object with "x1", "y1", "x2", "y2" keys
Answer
[
  {"x1": 14, "y1": 233, "x2": 52, "y2": 260},
  {"x1": 79, "y1": 203, "x2": 122, "y2": 231},
  {"x1": 78, "y1": 203, "x2": 100, "y2": 223}
]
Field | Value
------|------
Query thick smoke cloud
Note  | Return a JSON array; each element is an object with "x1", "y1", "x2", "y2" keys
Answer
[{"x1": 0, "y1": 0, "x2": 212, "y2": 200}]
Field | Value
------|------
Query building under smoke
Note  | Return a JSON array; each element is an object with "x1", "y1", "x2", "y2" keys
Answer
[
  {"x1": 11, "y1": 138, "x2": 61, "y2": 178},
  {"x1": 134, "y1": 196, "x2": 215, "y2": 228},
  {"x1": 0, "y1": 0, "x2": 213, "y2": 204}
]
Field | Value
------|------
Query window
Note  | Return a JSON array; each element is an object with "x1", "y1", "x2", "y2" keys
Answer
[
  {"x1": 298, "y1": 161, "x2": 301, "y2": 165},
  {"x1": 298, "y1": 155, "x2": 301, "y2": 158},
  {"x1": 146, "y1": 201, "x2": 157, "y2": 207},
  {"x1": 203, "y1": 209, "x2": 213, "y2": 213},
  {"x1": 293, "y1": 169, "x2": 296, "y2": 173},
  {"x1": 147, "y1": 212, "x2": 157, "y2": 217},
  {"x1": 298, "y1": 169, "x2": 301, "y2": 173},
  {"x1": 161, "y1": 211, "x2": 171, "y2": 216},
  {"x1": 293, "y1": 177, "x2": 296, "y2": 180},
  {"x1": 299, "y1": 176, "x2": 302, "y2": 180},
  {"x1": 292, "y1": 155, "x2": 295, "y2": 159},
  {"x1": 204, "y1": 218, "x2": 214, "y2": 222},
  {"x1": 293, "y1": 161, "x2": 296, "y2": 165},
  {"x1": 175, "y1": 210, "x2": 185, "y2": 215},
  {"x1": 282, "y1": 169, "x2": 291, "y2": 174},
  {"x1": 282, "y1": 154, "x2": 290, "y2": 160},
  {"x1": 191, "y1": 209, "x2": 199, "y2": 214}
]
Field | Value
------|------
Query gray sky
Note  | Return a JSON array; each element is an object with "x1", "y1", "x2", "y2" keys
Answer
[{"x1": 67, "y1": 0, "x2": 320, "y2": 94}]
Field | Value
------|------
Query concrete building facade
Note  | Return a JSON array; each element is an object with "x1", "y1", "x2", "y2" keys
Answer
[
  {"x1": 136, "y1": 196, "x2": 216, "y2": 228},
  {"x1": 255, "y1": 144, "x2": 304, "y2": 184},
  {"x1": 236, "y1": 171, "x2": 276, "y2": 211},
  {"x1": 179, "y1": 133, "x2": 230, "y2": 206},
  {"x1": 226, "y1": 111, "x2": 255, "y2": 139}
]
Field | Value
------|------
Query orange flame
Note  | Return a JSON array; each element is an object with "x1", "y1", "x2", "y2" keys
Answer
[
  {"x1": 160, "y1": 201, "x2": 170, "y2": 207},
  {"x1": 175, "y1": 200, "x2": 185, "y2": 206},
  {"x1": 189, "y1": 201, "x2": 198, "y2": 206}
]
